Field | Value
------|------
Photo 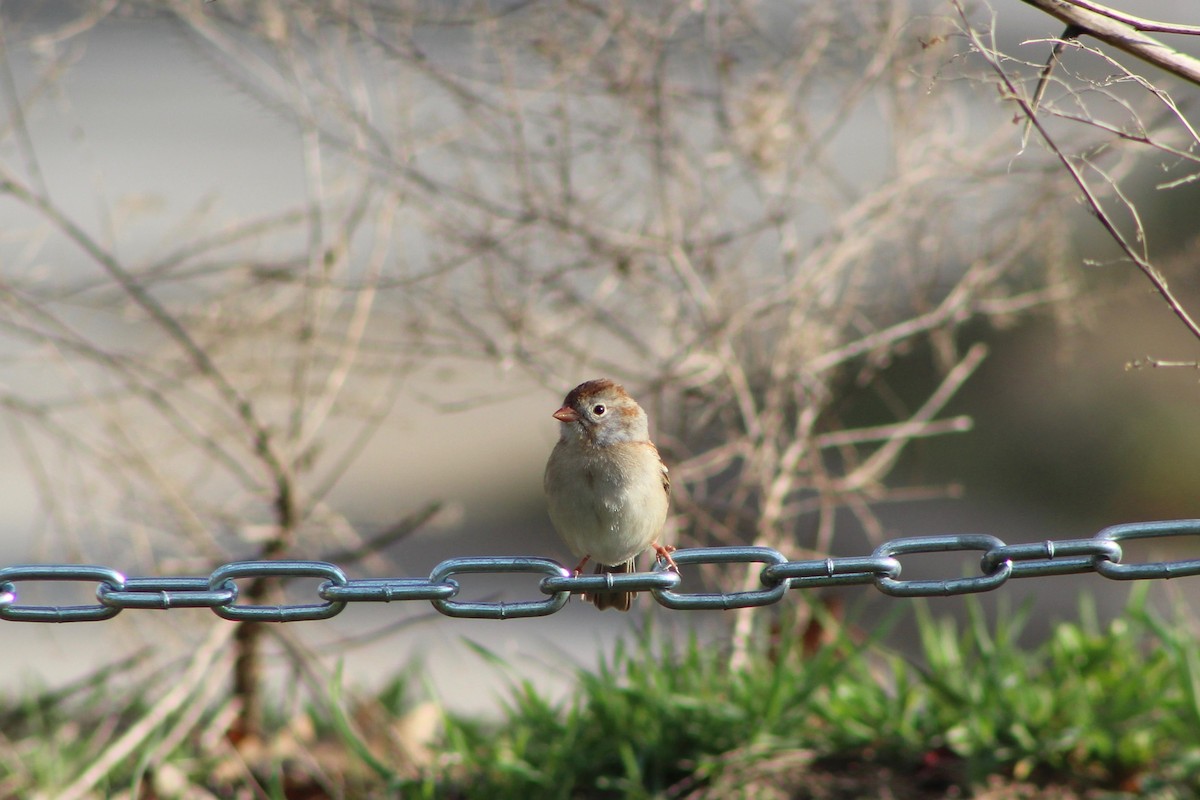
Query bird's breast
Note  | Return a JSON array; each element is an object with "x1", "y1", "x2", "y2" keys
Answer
[{"x1": 545, "y1": 441, "x2": 669, "y2": 566}]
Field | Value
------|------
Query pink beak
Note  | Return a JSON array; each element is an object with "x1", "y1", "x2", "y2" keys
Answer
[{"x1": 553, "y1": 406, "x2": 580, "y2": 423}]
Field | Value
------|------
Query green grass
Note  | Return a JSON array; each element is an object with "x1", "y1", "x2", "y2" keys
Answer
[
  {"x1": 413, "y1": 590, "x2": 1200, "y2": 799},
  {"x1": 3, "y1": 590, "x2": 1200, "y2": 798}
]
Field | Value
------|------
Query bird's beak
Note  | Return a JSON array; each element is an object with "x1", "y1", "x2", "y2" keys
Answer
[{"x1": 553, "y1": 406, "x2": 580, "y2": 423}]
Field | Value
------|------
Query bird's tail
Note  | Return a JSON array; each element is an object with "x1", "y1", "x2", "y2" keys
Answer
[{"x1": 586, "y1": 559, "x2": 635, "y2": 612}]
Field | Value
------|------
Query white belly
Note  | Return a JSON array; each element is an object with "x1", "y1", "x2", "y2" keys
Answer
[{"x1": 544, "y1": 442, "x2": 669, "y2": 566}]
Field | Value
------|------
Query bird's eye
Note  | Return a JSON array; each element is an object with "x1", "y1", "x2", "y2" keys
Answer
[{"x1": 592, "y1": 404, "x2": 606, "y2": 416}]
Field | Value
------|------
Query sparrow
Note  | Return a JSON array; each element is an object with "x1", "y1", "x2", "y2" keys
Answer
[{"x1": 544, "y1": 378, "x2": 676, "y2": 611}]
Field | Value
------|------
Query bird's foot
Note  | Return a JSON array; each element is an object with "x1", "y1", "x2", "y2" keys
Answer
[{"x1": 653, "y1": 543, "x2": 679, "y2": 573}]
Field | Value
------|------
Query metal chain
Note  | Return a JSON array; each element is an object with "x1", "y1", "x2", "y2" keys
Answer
[{"x1": 2, "y1": 519, "x2": 1198, "y2": 622}]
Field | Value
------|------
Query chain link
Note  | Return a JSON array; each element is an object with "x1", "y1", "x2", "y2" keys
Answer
[
  {"x1": 0, "y1": 565, "x2": 125, "y2": 622},
  {"x1": 656, "y1": 547, "x2": 787, "y2": 610},
  {"x1": 1, "y1": 519, "x2": 1197, "y2": 622},
  {"x1": 874, "y1": 534, "x2": 1012, "y2": 597}
]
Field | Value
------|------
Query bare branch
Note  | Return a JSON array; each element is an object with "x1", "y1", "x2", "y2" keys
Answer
[
  {"x1": 1053, "y1": 0, "x2": 1200, "y2": 37},
  {"x1": 1019, "y1": 0, "x2": 1200, "y2": 85},
  {"x1": 837, "y1": 343, "x2": 989, "y2": 493},
  {"x1": 957, "y1": 2, "x2": 1200, "y2": 347}
]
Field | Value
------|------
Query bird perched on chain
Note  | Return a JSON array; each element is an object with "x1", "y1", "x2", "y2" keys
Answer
[{"x1": 544, "y1": 378, "x2": 677, "y2": 611}]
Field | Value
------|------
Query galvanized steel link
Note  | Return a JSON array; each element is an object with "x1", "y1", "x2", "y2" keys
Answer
[
  {"x1": 1, "y1": 519, "x2": 1200, "y2": 621},
  {"x1": 980, "y1": 538, "x2": 1122, "y2": 579},
  {"x1": 1094, "y1": 519, "x2": 1200, "y2": 580},
  {"x1": 873, "y1": 534, "x2": 1013, "y2": 597},
  {"x1": 654, "y1": 547, "x2": 789, "y2": 610},
  {"x1": 0, "y1": 564, "x2": 126, "y2": 622},
  {"x1": 99, "y1": 577, "x2": 237, "y2": 611},
  {"x1": 429, "y1": 556, "x2": 570, "y2": 619},
  {"x1": 208, "y1": 560, "x2": 349, "y2": 622}
]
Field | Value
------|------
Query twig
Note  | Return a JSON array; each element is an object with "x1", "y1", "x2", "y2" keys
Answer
[
  {"x1": 958, "y1": 2, "x2": 1200, "y2": 347},
  {"x1": 56, "y1": 625, "x2": 234, "y2": 800},
  {"x1": 319, "y1": 501, "x2": 444, "y2": 566},
  {"x1": 1023, "y1": 24, "x2": 1082, "y2": 149},
  {"x1": 1056, "y1": 0, "x2": 1200, "y2": 37},
  {"x1": 814, "y1": 416, "x2": 974, "y2": 449},
  {"x1": 837, "y1": 343, "x2": 988, "y2": 492},
  {"x1": 1018, "y1": 0, "x2": 1200, "y2": 86},
  {"x1": 1127, "y1": 357, "x2": 1200, "y2": 371}
]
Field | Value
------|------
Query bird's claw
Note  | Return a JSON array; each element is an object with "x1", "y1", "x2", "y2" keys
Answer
[{"x1": 653, "y1": 543, "x2": 679, "y2": 573}]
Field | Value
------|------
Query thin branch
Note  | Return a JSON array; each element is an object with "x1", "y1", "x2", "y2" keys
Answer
[
  {"x1": 318, "y1": 501, "x2": 444, "y2": 566},
  {"x1": 1024, "y1": 24, "x2": 1083, "y2": 148},
  {"x1": 836, "y1": 343, "x2": 988, "y2": 493},
  {"x1": 1019, "y1": 0, "x2": 1200, "y2": 86},
  {"x1": 56, "y1": 625, "x2": 235, "y2": 800},
  {"x1": 0, "y1": 168, "x2": 296, "y2": 516},
  {"x1": 959, "y1": 2, "x2": 1200, "y2": 346},
  {"x1": 1058, "y1": 0, "x2": 1200, "y2": 37},
  {"x1": 1127, "y1": 356, "x2": 1200, "y2": 371},
  {"x1": 0, "y1": 21, "x2": 48, "y2": 196},
  {"x1": 814, "y1": 415, "x2": 974, "y2": 449}
]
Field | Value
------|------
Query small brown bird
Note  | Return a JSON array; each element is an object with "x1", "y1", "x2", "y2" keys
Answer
[{"x1": 543, "y1": 379, "x2": 676, "y2": 611}]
